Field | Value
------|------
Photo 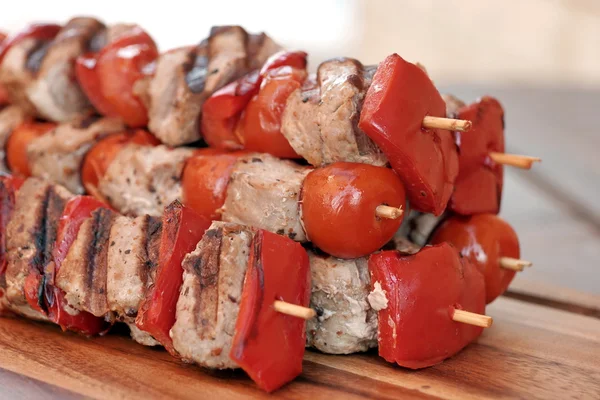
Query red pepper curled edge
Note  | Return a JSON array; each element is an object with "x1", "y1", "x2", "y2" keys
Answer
[
  {"x1": 368, "y1": 242, "x2": 485, "y2": 369},
  {"x1": 231, "y1": 229, "x2": 311, "y2": 392}
]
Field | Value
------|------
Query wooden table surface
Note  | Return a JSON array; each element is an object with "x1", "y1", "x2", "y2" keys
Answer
[{"x1": 1, "y1": 86, "x2": 599, "y2": 399}]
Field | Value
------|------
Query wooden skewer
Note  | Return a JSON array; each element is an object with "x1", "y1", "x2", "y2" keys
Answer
[
  {"x1": 422, "y1": 116, "x2": 472, "y2": 132},
  {"x1": 273, "y1": 300, "x2": 316, "y2": 320},
  {"x1": 452, "y1": 309, "x2": 493, "y2": 328},
  {"x1": 375, "y1": 205, "x2": 403, "y2": 219},
  {"x1": 489, "y1": 152, "x2": 541, "y2": 169},
  {"x1": 499, "y1": 257, "x2": 533, "y2": 272}
]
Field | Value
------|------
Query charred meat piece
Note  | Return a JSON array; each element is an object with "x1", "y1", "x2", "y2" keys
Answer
[
  {"x1": 98, "y1": 144, "x2": 194, "y2": 216},
  {"x1": 55, "y1": 207, "x2": 116, "y2": 317},
  {"x1": 146, "y1": 26, "x2": 281, "y2": 146},
  {"x1": 27, "y1": 116, "x2": 125, "y2": 193},
  {"x1": 4, "y1": 178, "x2": 71, "y2": 318},
  {"x1": 171, "y1": 221, "x2": 253, "y2": 369},
  {"x1": 306, "y1": 251, "x2": 377, "y2": 354},
  {"x1": 0, "y1": 106, "x2": 29, "y2": 173},
  {"x1": 281, "y1": 59, "x2": 387, "y2": 167},
  {"x1": 222, "y1": 153, "x2": 310, "y2": 242}
]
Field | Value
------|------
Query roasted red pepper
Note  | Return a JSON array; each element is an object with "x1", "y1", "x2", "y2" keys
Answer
[
  {"x1": 136, "y1": 200, "x2": 211, "y2": 355},
  {"x1": 369, "y1": 242, "x2": 485, "y2": 369},
  {"x1": 75, "y1": 26, "x2": 158, "y2": 127},
  {"x1": 448, "y1": 97, "x2": 505, "y2": 215},
  {"x1": 0, "y1": 23, "x2": 61, "y2": 65},
  {"x1": 429, "y1": 214, "x2": 519, "y2": 303},
  {"x1": 301, "y1": 162, "x2": 406, "y2": 258},
  {"x1": 359, "y1": 54, "x2": 458, "y2": 215},
  {"x1": 5, "y1": 121, "x2": 57, "y2": 177},
  {"x1": 201, "y1": 51, "x2": 307, "y2": 150},
  {"x1": 231, "y1": 229, "x2": 310, "y2": 392},
  {"x1": 43, "y1": 195, "x2": 110, "y2": 335},
  {"x1": 181, "y1": 151, "x2": 245, "y2": 220},
  {"x1": 81, "y1": 129, "x2": 160, "y2": 199}
]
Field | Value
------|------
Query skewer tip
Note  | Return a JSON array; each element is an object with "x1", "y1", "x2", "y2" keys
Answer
[
  {"x1": 452, "y1": 309, "x2": 493, "y2": 328},
  {"x1": 376, "y1": 205, "x2": 403, "y2": 220},
  {"x1": 499, "y1": 257, "x2": 533, "y2": 271},
  {"x1": 273, "y1": 300, "x2": 316, "y2": 320}
]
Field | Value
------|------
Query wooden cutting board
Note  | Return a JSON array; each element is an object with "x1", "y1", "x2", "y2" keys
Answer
[{"x1": 1, "y1": 296, "x2": 598, "y2": 400}]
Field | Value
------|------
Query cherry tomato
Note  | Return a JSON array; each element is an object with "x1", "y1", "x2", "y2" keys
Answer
[
  {"x1": 5, "y1": 122, "x2": 57, "y2": 177},
  {"x1": 301, "y1": 162, "x2": 406, "y2": 258},
  {"x1": 81, "y1": 129, "x2": 159, "y2": 198},
  {"x1": 369, "y1": 243, "x2": 485, "y2": 369},
  {"x1": 75, "y1": 26, "x2": 158, "y2": 127},
  {"x1": 43, "y1": 195, "x2": 111, "y2": 334},
  {"x1": 238, "y1": 66, "x2": 304, "y2": 158},
  {"x1": 449, "y1": 97, "x2": 505, "y2": 215},
  {"x1": 231, "y1": 229, "x2": 310, "y2": 392},
  {"x1": 136, "y1": 201, "x2": 210, "y2": 356},
  {"x1": 429, "y1": 214, "x2": 520, "y2": 304},
  {"x1": 359, "y1": 54, "x2": 458, "y2": 215},
  {"x1": 182, "y1": 152, "x2": 245, "y2": 220}
]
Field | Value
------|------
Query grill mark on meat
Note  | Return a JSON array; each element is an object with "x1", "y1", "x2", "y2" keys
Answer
[
  {"x1": 144, "y1": 215, "x2": 162, "y2": 277},
  {"x1": 30, "y1": 187, "x2": 51, "y2": 274},
  {"x1": 42, "y1": 186, "x2": 69, "y2": 267},
  {"x1": 84, "y1": 208, "x2": 115, "y2": 315},
  {"x1": 87, "y1": 28, "x2": 107, "y2": 53},
  {"x1": 76, "y1": 114, "x2": 102, "y2": 129},
  {"x1": 25, "y1": 41, "x2": 52, "y2": 74},
  {"x1": 185, "y1": 49, "x2": 209, "y2": 94},
  {"x1": 188, "y1": 227, "x2": 223, "y2": 340}
]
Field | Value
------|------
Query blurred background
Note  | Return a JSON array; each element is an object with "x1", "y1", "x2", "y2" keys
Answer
[{"x1": 1, "y1": 0, "x2": 598, "y2": 301}]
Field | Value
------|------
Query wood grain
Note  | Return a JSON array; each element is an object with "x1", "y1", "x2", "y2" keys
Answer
[{"x1": 0, "y1": 297, "x2": 598, "y2": 399}]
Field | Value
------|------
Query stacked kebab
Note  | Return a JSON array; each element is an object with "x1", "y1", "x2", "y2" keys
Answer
[{"x1": 0, "y1": 16, "x2": 538, "y2": 392}]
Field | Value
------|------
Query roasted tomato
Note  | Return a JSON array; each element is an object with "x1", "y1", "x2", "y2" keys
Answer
[
  {"x1": 182, "y1": 151, "x2": 245, "y2": 220},
  {"x1": 5, "y1": 121, "x2": 57, "y2": 177},
  {"x1": 136, "y1": 201, "x2": 210, "y2": 355},
  {"x1": 75, "y1": 26, "x2": 158, "y2": 127},
  {"x1": 429, "y1": 214, "x2": 520, "y2": 303},
  {"x1": 237, "y1": 66, "x2": 305, "y2": 158},
  {"x1": 231, "y1": 229, "x2": 310, "y2": 392},
  {"x1": 43, "y1": 196, "x2": 110, "y2": 334},
  {"x1": 359, "y1": 54, "x2": 458, "y2": 215},
  {"x1": 301, "y1": 162, "x2": 406, "y2": 258},
  {"x1": 448, "y1": 97, "x2": 505, "y2": 215},
  {"x1": 201, "y1": 51, "x2": 307, "y2": 150},
  {"x1": 81, "y1": 129, "x2": 159, "y2": 198},
  {"x1": 369, "y1": 243, "x2": 485, "y2": 369}
]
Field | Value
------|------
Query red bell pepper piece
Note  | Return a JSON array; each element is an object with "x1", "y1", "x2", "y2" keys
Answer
[
  {"x1": 201, "y1": 51, "x2": 307, "y2": 150},
  {"x1": 5, "y1": 122, "x2": 56, "y2": 177},
  {"x1": 230, "y1": 229, "x2": 311, "y2": 392},
  {"x1": 0, "y1": 23, "x2": 61, "y2": 65},
  {"x1": 429, "y1": 214, "x2": 519, "y2": 304},
  {"x1": 136, "y1": 200, "x2": 211, "y2": 355},
  {"x1": 43, "y1": 195, "x2": 111, "y2": 335},
  {"x1": 369, "y1": 242, "x2": 485, "y2": 369},
  {"x1": 359, "y1": 54, "x2": 458, "y2": 215},
  {"x1": 448, "y1": 97, "x2": 505, "y2": 215}
]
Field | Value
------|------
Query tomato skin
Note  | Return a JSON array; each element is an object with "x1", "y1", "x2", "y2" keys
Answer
[
  {"x1": 0, "y1": 23, "x2": 62, "y2": 65},
  {"x1": 6, "y1": 122, "x2": 57, "y2": 177},
  {"x1": 43, "y1": 195, "x2": 111, "y2": 335},
  {"x1": 369, "y1": 243, "x2": 485, "y2": 369},
  {"x1": 231, "y1": 229, "x2": 310, "y2": 392},
  {"x1": 201, "y1": 51, "x2": 308, "y2": 150},
  {"x1": 75, "y1": 26, "x2": 158, "y2": 127},
  {"x1": 81, "y1": 129, "x2": 159, "y2": 199},
  {"x1": 182, "y1": 152, "x2": 244, "y2": 220},
  {"x1": 429, "y1": 214, "x2": 519, "y2": 304},
  {"x1": 301, "y1": 162, "x2": 406, "y2": 259},
  {"x1": 136, "y1": 200, "x2": 211, "y2": 355},
  {"x1": 238, "y1": 66, "x2": 304, "y2": 158},
  {"x1": 359, "y1": 54, "x2": 458, "y2": 216},
  {"x1": 449, "y1": 97, "x2": 505, "y2": 215}
]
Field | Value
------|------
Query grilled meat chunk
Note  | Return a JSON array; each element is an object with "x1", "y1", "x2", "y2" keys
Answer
[
  {"x1": 306, "y1": 251, "x2": 377, "y2": 354},
  {"x1": 4, "y1": 178, "x2": 71, "y2": 318},
  {"x1": 0, "y1": 106, "x2": 29, "y2": 173},
  {"x1": 397, "y1": 209, "x2": 444, "y2": 247},
  {"x1": 98, "y1": 144, "x2": 193, "y2": 216},
  {"x1": 281, "y1": 59, "x2": 386, "y2": 167},
  {"x1": 172, "y1": 222, "x2": 252, "y2": 369},
  {"x1": 146, "y1": 26, "x2": 280, "y2": 146},
  {"x1": 27, "y1": 116, "x2": 125, "y2": 193},
  {"x1": 222, "y1": 153, "x2": 310, "y2": 242},
  {"x1": 56, "y1": 207, "x2": 116, "y2": 317}
]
